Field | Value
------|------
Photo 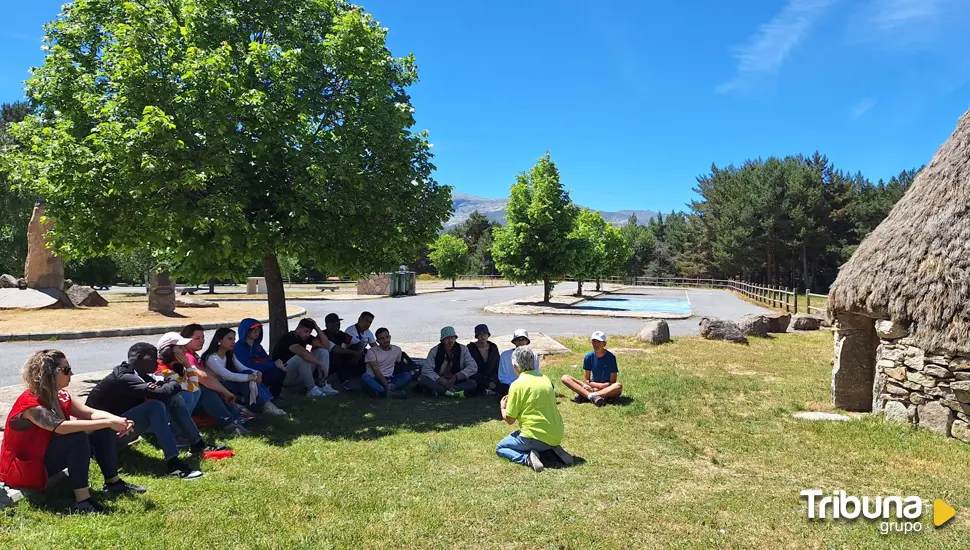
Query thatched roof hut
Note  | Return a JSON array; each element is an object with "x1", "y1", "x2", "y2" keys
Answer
[
  {"x1": 827, "y1": 109, "x2": 970, "y2": 441},
  {"x1": 828, "y1": 109, "x2": 970, "y2": 355}
]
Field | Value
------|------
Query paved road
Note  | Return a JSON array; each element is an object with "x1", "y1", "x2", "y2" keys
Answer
[{"x1": 0, "y1": 284, "x2": 769, "y2": 386}]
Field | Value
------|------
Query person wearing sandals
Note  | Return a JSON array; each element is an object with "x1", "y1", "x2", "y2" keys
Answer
[
  {"x1": 496, "y1": 329, "x2": 539, "y2": 396},
  {"x1": 419, "y1": 326, "x2": 478, "y2": 397},
  {"x1": 0, "y1": 350, "x2": 144, "y2": 514},
  {"x1": 467, "y1": 324, "x2": 500, "y2": 396},
  {"x1": 202, "y1": 328, "x2": 287, "y2": 416},
  {"x1": 86, "y1": 342, "x2": 211, "y2": 480},
  {"x1": 560, "y1": 331, "x2": 623, "y2": 407},
  {"x1": 496, "y1": 346, "x2": 572, "y2": 472}
]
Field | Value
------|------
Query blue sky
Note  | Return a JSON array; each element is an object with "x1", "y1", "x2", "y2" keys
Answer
[{"x1": 3, "y1": 1, "x2": 970, "y2": 213}]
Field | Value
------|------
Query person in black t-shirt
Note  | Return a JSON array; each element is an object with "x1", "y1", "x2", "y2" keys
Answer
[
  {"x1": 271, "y1": 318, "x2": 338, "y2": 398},
  {"x1": 323, "y1": 313, "x2": 365, "y2": 389}
]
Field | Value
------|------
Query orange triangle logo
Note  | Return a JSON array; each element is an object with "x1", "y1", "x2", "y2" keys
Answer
[{"x1": 934, "y1": 499, "x2": 956, "y2": 527}]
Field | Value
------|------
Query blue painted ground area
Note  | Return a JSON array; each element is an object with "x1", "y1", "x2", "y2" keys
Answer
[{"x1": 579, "y1": 297, "x2": 692, "y2": 315}]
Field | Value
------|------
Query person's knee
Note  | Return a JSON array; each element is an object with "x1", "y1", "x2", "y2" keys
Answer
[
  {"x1": 560, "y1": 374, "x2": 574, "y2": 384},
  {"x1": 615, "y1": 382, "x2": 623, "y2": 393}
]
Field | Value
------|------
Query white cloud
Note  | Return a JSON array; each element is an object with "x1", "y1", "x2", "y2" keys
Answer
[
  {"x1": 849, "y1": 98, "x2": 876, "y2": 119},
  {"x1": 870, "y1": 0, "x2": 942, "y2": 32},
  {"x1": 861, "y1": 0, "x2": 968, "y2": 48},
  {"x1": 717, "y1": 0, "x2": 837, "y2": 93}
]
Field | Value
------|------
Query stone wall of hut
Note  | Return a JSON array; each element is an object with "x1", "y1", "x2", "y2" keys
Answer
[{"x1": 872, "y1": 321, "x2": 970, "y2": 443}]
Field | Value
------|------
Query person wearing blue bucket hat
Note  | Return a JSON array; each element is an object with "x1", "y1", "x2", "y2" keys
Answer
[{"x1": 418, "y1": 326, "x2": 478, "y2": 397}]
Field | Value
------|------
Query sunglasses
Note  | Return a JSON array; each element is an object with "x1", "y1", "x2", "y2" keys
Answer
[{"x1": 59, "y1": 366, "x2": 73, "y2": 375}]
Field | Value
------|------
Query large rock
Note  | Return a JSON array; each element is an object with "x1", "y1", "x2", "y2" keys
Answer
[
  {"x1": 699, "y1": 318, "x2": 748, "y2": 344},
  {"x1": 883, "y1": 401, "x2": 914, "y2": 424},
  {"x1": 0, "y1": 274, "x2": 17, "y2": 289},
  {"x1": 950, "y1": 381, "x2": 970, "y2": 403},
  {"x1": 66, "y1": 285, "x2": 108, "y2": 307},
  {"x1": 917, "y1": 401, "x2": 953, "y2": 437},
  {"x1": 791, "y1": 313, "x2": 823, "y2": 331},
  {"x1": 737, "y1": 314, "x2": 770, "y2": 337},
  {"x1": 148, "y1": 271, "x2": 176, "y2": 313},
  {"x1": 24, "y1": 202, "x2": 65, "y2": 290},
  {"x1": 0, "y1": 288, "x2": 60, "y2": 310},
  {"x1": 637, "y1": 320, "x2": 670, "y2": 345},
  {"x1": 176, "y1": 297, "x2": 219, "y2": 308},
  {"x1": 763, "y1": 312, "x2": 791, "y2": 333}
]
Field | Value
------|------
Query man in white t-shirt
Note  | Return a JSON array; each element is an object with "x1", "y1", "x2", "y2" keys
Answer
[
  {"x1": 497, "y1": 329, "x2": 540, "y2": 396},
  {"x1": 361, "y1": 327, "x2": 409, "y2": 399},
  {"x1": 344, "y1": 311, "x2": 377, "y2": 348}
]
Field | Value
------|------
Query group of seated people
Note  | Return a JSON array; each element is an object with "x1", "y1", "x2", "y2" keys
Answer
[{"x1": 0, "y1": 310, "x2": 624, "y2": 513}]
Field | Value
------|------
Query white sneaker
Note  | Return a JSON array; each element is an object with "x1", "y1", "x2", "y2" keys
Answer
[
  {"x1": 263, "y1": 402, "x2": 287, "y2": 416},
  {"x1": 320, "y1": 383, "x2": 341, "y2": 396},
  {"x1": 307, "y1": 386, "x2": 326, "y2": 398}
]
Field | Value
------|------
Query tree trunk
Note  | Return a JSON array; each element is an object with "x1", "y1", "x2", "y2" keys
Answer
[
  {"x1": 801, "y1": 241, "x2": 809, "y2": 293},
  {"x1": 262, "y1": 253, "x2": 288, "y2": 352},
  {"x1": 595, "y1": 278, "x2": 601, "y2": 291},
  {"x1": 208, "y1": 278, "x2": 216, "y2": 294},
  {"x1": 577, "y1": 280, "x2": 583, "y2": 296},
  {"x1": 543, "y1": 279, "x2": 552, "y2": 303},
  {"x1": 452, "y1": 277, "x2": 456, "y2": 289}
]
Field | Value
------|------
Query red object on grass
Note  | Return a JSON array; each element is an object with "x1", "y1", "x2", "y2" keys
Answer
[
  {"x1": 202, "y1": 450, "x2": 235, "y2": 460},
  {"x1": 192, "y1": 414, "x2": 218, "y2": 428}
]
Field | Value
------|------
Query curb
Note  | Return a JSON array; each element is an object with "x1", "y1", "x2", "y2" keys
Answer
[{"x1": 0, "y1": 307, "x2": 307, "y2": 343}]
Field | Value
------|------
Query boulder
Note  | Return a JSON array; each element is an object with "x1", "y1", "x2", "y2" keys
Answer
[
  {"x1": 0, "y1": 288, "x2": 60, "y2": 310},
  {"x1": 0, "y1": 274, "x2": 17, "y2": 289},
  {"x1": 791, "y1": 313, "x2": 823, "y2": 331},
  {"x1": 66, "y1": 285, "x2": 108, "y2": 307},
  {"x1": 699, "y1": 318, "x2": 748, "y2": 345},
  {"x1": 917, "y1": 401, "x2": 953, "y2": 437},
  {"x1": 24, "y1": 202, "x2": 65, "y2": 290},
  {"x1": 175, "y1": 297, "x2": 219, "y2": 308},
  {"x1": 763, "y1": 312, "x2": 791, "y2": 333},
  {"x1": 636, "y1": 320, "x2": 670, "y2": 345},
  {"x1": 883, "y1": 401, "x2": 914, "y2": 424},
  {"x1": 875, "y1": 320, "x2": 909, "y2": 340},
  {"x1": 737, "y1": 314, "x2": 770, "y2": 337}
]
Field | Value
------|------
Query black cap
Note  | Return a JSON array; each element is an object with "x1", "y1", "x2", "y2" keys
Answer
[
  {"x1": 325, "y1": 313, "x2": 342, "y2": 324},
  {"x1": 474, "y1": 324, "x2": 490, "y2": 336}
]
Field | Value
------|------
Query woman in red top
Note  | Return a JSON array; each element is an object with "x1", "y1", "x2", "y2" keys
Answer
[{"x1": 0, "y1": 350, "x2": 145, "y2": 513}]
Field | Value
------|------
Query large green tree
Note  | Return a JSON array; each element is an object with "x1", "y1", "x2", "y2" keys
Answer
[
  {"x1": 492, "y1": 153, "x2": 578, "y2": 302},
  {"x1": 428, "y1": 233, "x2": 468, "y2": 288},
  {"x1": 5, "y1": 0, "x2": 451, "y2": 347}
]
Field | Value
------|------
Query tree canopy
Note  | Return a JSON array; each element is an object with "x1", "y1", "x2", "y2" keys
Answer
[
  {"x1": 428, "y1": 234, "x2": 468, "y2": 288},
  {"x1": 492, "y1": 153, "x2": 578, "y2": 302},
  {"x1": 5, "y1": 0, "x2": 451, "y2": 346}
]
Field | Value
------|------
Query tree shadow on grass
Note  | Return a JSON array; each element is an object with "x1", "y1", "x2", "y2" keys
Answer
[{"x1": 252, "y1": 390, "x2": 501, "y2": 446}]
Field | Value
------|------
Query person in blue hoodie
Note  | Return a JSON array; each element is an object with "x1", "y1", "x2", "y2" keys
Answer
[{"x1": 234, "y1": 319, "x2": 286, "y2": 397}]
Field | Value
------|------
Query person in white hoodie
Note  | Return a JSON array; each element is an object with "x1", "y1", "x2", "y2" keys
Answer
[{"x1": 201, "y1": 328, "x2": 286, "y2": 415}]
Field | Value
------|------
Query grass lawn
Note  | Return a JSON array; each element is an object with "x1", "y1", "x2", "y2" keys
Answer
[
  {"x1": 2, "y1": 332, "x2": 969, "y2": 548},
  {"x1": 0, "y1": 302, "x2": 303, "y2": 333}
]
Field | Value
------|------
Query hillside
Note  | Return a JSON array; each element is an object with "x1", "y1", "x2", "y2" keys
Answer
[{"x1": 447, "y1": 193, "x2": 656, "y2": 228}]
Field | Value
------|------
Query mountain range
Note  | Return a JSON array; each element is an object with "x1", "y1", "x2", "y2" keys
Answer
[{"x1": 446, "y1": 193, "x2": 656, "y2": 228}]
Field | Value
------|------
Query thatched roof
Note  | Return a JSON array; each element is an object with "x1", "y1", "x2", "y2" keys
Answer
[{"x1": 828, "y1": 108, "x2": 970, "y2": 355}]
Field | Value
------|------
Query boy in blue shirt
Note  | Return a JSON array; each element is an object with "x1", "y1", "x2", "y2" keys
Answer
[{"x1": 560, "y1": 331, "x2": 623, "y2": 407}]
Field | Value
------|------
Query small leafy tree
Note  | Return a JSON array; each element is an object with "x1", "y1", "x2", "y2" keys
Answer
[
  {"x1": 429, "y1": 234, "x2": 468, "y2": 288},
  {"x1": 492, "y1": 153, "x2": 578, "y2": 302},
  {"x1": 6, "y1": 0, "x2": 451, "y2": 348},
  {"x1": 569, "y1": 209, "x2": 607, "y2": 296}
]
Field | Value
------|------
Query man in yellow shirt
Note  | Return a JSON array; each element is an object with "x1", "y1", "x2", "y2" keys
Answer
[{"x1": 497, "y1": 347, "x2": 572, "y2": 472}]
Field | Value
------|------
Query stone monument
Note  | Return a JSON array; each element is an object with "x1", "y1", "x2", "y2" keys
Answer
[
  {"x1": 24, "y1": 201, "x2": 65, "y2": 290},
  {"x1": 148, "y1": 271, "x2": 176, "y2": 313}
]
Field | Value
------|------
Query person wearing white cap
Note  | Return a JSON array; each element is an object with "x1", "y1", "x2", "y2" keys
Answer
[
  {"x1": 561, "y1": 331, "x2": 623, "y2": 407},
  {"x1": 418, "y1": 326, "x2": 478, "y2": 398},
  {"x1": 496, "y1": 329, "x2": 539, "y2": 396}
]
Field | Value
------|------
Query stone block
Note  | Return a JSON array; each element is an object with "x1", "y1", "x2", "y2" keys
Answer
[
  {"x1": 875, "y1": 320, "x2": 909, "y2": 340},
  {"x1": 917, "y1": 401, "x2": 953, "y2": 437},
  {"x1": 175, "y1": 297, "x2": 219, "y2": 308},
  {"x1": 906, "y1": 370, "x2": 937, "y2": 388},
  {"x1": 792, "y1": 313, "x2": 823, "y2": 331},
  {"x1": 24, "y1": 203, "x2": 65, "y2": 290},
  {"x1": 884, "y1": 401, "x2": 914, "y2": 424},
  {"x1": 148, "y1": 271, "x2": 176, "y2": 314},
  {"x1": 66, "y1": 285, "x2": 108, "y2": 307},
  {"x1": 763, "y1": 312, "x2": 791, "y2": 333},
  {"x1": 879, "y1": 346, "x2": 904, "y2": 363},
  {"x1": 910, "y1": 393, "x2": 928, "y2": 405},
  {"x1": 950, "y1": 381, "x2": 970, "y2": 403},
  {"x1": 885, "y1": 366, "x2": 907, "y2": 381},
  {"x1": 832, "y1": 313, "x2": 878, "y2": 412},
  {"x1": 924, "y1": 365, "x2": 953, "y2": 379},
  {"x1": 951, "y1": 357, "x2": 970, "y2": 371},
  {"x1": 952, "y1": 420, "x2": 970, "y2": 443},
  {"x1": 885, "y1": 383, "x2": 910, "y2": 396}
]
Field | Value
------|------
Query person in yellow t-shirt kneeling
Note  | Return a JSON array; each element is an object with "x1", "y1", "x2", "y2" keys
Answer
[{"x1": 496, "y1": 346, "x2": 573, "y2": 472}]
